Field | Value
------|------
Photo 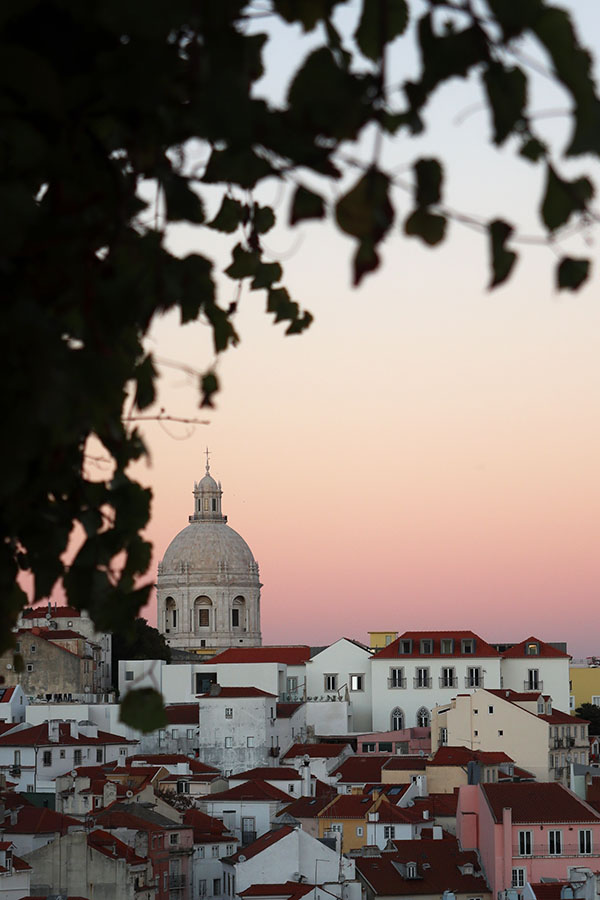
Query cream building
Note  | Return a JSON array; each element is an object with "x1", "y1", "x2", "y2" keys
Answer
[{"x1": 157, "y1": 457, "x2": 262, "y2": 653}]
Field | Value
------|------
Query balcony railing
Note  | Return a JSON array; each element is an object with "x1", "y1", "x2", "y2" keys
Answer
[
  {"x1": 242, "y1": 830, "x2": 256, "y2": 846},
  {"x1": 464, "y1": 676, "x2": 484, "y2": 688},
  {"x1": 169, "y1": 874, "x2": 186, "y2": 890},
  {"x1": 413, "y1": 677, "x2": 432, "y2": 689},
  {"x1": 512, "y1": 845, "x2": 598, "y2": 859},
  {"x1": 388, "y1": 677, "x2": 406, "y2": 689},
  {"x1": 439, "y1": 676, "x2": 458, "y2": 688},
  {"x1": 524, "y1": 680, "x2": 543, "y2": 691}
]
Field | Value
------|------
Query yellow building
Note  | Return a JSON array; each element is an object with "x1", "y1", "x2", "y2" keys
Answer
[
  {"x1": 368, "y1": 631, "x2": 398, "y2": 650},
  {"x1": 570, "y1": 660, "x2": 600, "y2": 712},
  {"x1": 318, "y1": 793, "x2": 380, "y2": 853}
]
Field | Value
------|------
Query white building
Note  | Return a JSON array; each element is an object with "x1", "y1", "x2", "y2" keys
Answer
[
  {"x1": 197, "y1": 686, "x2": 279, "y2": 773},
  {"x1": 498, "y1": 636, "x2": 571, "y2": 712},
  {"x1": 157, "y1": 457, "x2": 262, "y2": 653},
  {"x1": 370, "y1": 630, "x2": 503, "y2": 731},
  {"x1": 0, "y1": 686, "x2": 26, "y2": 723},
  {"x1": 306, "y1": 639, "x2": 373, "y2": 733}
]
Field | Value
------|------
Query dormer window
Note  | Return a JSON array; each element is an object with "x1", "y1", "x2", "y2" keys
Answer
[
  {"x1": 440, "y1": 638, "x2": 454, "y2": 654},
  {"x1": 526, "y1": 642, "x2": 540, "y2": 655},
  {"x1": 420, "y1": 639, "x2": 433, "y2": 655},
  {"x1": 406, "y1": 862, "x2": 417, "y2": 879},
  {"x1": 398, "y1": 640, "x2": 413, "y2": 655},
  {"x1": 461, "y1": 638, "x2": 475, "y2": 654}
]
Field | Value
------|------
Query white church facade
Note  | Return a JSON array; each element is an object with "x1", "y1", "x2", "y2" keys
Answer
[{"x1": 156, "y1": 457, "x2": 262, "y2": 654}]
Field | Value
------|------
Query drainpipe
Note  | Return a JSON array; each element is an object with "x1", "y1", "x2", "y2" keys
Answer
[{"x1": 502, "y1": 806, "x2": 512, "y2": 894}]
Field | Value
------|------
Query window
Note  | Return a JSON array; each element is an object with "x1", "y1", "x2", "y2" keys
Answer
[
  {"x1": 172, "y1": 609, "x2": 177, "y2": 628},
  {"x1": 60, "y1": 749, "x2": 65, "y2": 759},
  {"x1": 518, "y1": 830, "x2": 532, "y2": 856},
  {"x1": 406, "y1": 862, "x2": 417, "y2": 879},
  {"x1": 225, "y1": 707, "x2": 233, "y2": 719},
  {"x1": 420, "y1": 639, "x2": 433, "y2": 654},
  {"x1": 579, "y1": 830, "x2": 592, "y2": 855},
  {"x1": 125, "y1": 670, "x2": 134, "y2": 681},
  {"x1": 27, "y1": 664, "x2": 34, "y2": 672},
  {"x1": 14, "y1": 642, "x2": 20, "y2": 653},
  {"x1": 379, "y1": 742, "x2": 392, "y2": 752},
  {"x1": 441, "y1": 638, "x2": 454, "y2": 654},
  {"x1": 462, "y1": 638, "x2": 475, "y2": 654},
  {"x1": 231, "y1": 609, "x2": 240, "y2": 627},
  {"x1": 187, "y1": 728, "x2": 194, "y2": 739},
  {"x1": 488, "y1": 706, "x2": 494, "y2": 714},
  {"x1": 96, "y1": 749, "x2": 103, "y2": 762},
  {"x1": 213, "y1": 879, "x2": 221, "y2": 896},
  {"x1": 212, "y1": 845, "x2": 219, "y2": 857},
  {"x1": 211, "y1": 498, "x2": 217, "y2": 511},
  {"x1": 391, "y1": 707, "x2": 404, "y2": 730},
  {"x1": 74, "y1": 749, "x2": 82, "y2": 765},
  {"x1": 498, "y1": 730, "x2": 504, "y2": 736},
  {"x1": 415, "y1": 667, "x2": 430, "y2": 688},
  {"x1": 466, "y1": 666, "x2": 482, "y2": 687},
  {"x1": 383, "y1": 826, "x2": 395, "y2": 839},
  {"x1": 398, "y1": 639, "x2": 412, "y2": 654},
  {"x1": 440, "y1": 727, "x2": 448, "y2": 745},
  {"x1": 350, "y1": 674, "x2": 364, "y2": 692},
  {"x1": 389, "y1": 667, "x2": 405, "y2": 688},
  {"x1": 169, "y1": 832, "x2": 179, "y2": 845},
  {"x1": 527, "y1": 669, "x2": 540, "y2": 689},
  {"x1": 247, "y1": 736, "x2": 254, "y2": 748},
  {"x1": 224, "y1": 737, "x2": 233, "y2": 748},
  {"x1": 526, "y1": 642, "x2": 539, "y2": 655},
  {"x1": 362, "y1": 742, "x2": 376, "y2": 752},
  {"x1": 197, "y1": 846, "x2": 205, "y2": 858},
  {"x1": 198, "y1": 609, "x2": 209, "y2": 627},
  {"x1": 227, "y1": 845, "x2": 234, "y2": 855},
  {"x1": 548, "y1": 830, "x2": 563, "y2": 855},
  {"x1": 198, "y1": 880, "x2": 206, "y2": 897},
  {"x1": 13, "y1": 751, "x2": 20, "y2": 766},
  {"x1": 512, "y1": 869, "x2": 526, "y2": 888},
  {"x1": 43, "y1": 750, "x2": 52, "y2": 767},
  {"x1": 287, "y1": 676, "x2": 298, "y2": 693},
  {"x1": 330, "y1": 823, "x2": 343, "y2": 833},
  {"x1": 440, "y1": 667, "x2": 455, "y2": 687},
  {"x1": 171, "y1": 728, "x2": 178, "y2": 739},
  {"x1": 177, "y1": 780, "x2": 189, "y2": 794},
  {"x1": 592, "y1": 696, "x2": 600, "y2": 707},
  {"x1": 324, "y1": 674, "x2": 338, "y2": 691},
  {"x1": 356, "y1": 826, "x2": 364, "y2": 837},
  {"x1": 30, "y1": 644, "x2": 36, "y2": 653},
  {"x1": 416, "y1": 706, "x2": 430, "y2": 727}
]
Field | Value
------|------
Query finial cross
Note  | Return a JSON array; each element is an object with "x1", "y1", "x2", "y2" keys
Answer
[{"x1": 205, "y1": 446, "x2": 210, "y2": 475}]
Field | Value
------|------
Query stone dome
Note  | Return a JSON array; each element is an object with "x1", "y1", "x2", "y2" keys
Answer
[{"x1": 160, "y1": 520, "x2": 258, "y2": 576}]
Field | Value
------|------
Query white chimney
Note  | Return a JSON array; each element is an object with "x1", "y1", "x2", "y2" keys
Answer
[
  {"x1": 48, "y1": 720, "x2": 60, "y2": 743},
  {"x1": 301, "y1": 757, "x2": 312, "y2": 797}
]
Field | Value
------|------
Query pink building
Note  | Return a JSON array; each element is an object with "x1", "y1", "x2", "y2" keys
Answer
[{"x1": 457, "y1": 782, "x2": 600, "y2": 897}]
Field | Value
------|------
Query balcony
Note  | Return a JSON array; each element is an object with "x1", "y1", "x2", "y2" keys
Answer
[
  {"x1": 439, "y1": 676, "x2": 458, "y2": 688},
  {"x1": 169, "y1": 874, "x2": 186, "y2": 890},
  {"x1": 512, "y1": 844, "x2": 598, "y2": 859},
  {"x1": 464, "y1": 676, "x2": 484, "y2": 689},
  {"x1": 242, "y1": 830, "x2": 256, "y2": 846},
  {"x1": 388, "y1": 677, "x2": 406, "y2": 689},
  {"x1": 524, "y1": 680, "x2": 543, "y2": 691},
  {"x1": 413, "y1": 677, "x2": 432, "y2": 689}
]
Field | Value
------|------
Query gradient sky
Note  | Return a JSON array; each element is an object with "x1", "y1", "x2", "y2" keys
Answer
[{"x1": 120, "y1": 2, "x2": 600, "y2": 658}]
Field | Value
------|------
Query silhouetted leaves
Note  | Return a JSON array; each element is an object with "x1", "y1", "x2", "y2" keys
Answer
[
  {"x1": 488, "y1": 220, "x2": 518, "y2": 288},
  {"x1": 120, "y1": 688, "x2": 168, "y2": 732},
  {"x1": 290, "y1": 186, "x2": 326, "y2": 225},
  {"x1": 557, "y1": 257, "x2": 590, "y2": 291},
  {"x1": 355, "y1": 0, "x2": 409, "y2": 61},
  {"x1": 541, "y1": 165, "x2": 594, "y2": 232},
  {"x1": 483, "y1": 62, "x2": 527, "y2": 145}
]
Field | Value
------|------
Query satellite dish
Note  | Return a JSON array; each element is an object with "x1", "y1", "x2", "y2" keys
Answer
[
  {"x1": 45, "y1": 612, "x2": 52, "y2": 621},
  {"x1": 126, "y1": 789, "x2": 133, "y2": 798},
  {"x1": 419, "y1": 750, "x2": 425, "y2": 757},
  {"x1": 6, "y1": 664, "x2": 12, "y2": 671},
  {"x1": 70, "y1": 769, "x2": 77, "y2": 777}
]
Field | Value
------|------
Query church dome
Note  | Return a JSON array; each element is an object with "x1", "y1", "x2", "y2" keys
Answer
[{"x1": 160, "y1": 521, "x2": 258, "y2": 576}]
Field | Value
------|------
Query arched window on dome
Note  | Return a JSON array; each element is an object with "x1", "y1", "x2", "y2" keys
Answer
[
  {"x1": 231, "y1": 595, "x2": 246, "y2": 630},
  {"x1": 194, "y1": 596, "x2": 212, "y2": 630},
  {"x1": 165, "y1": 597, "x2": 177, "y2": 633},
  {"x1": 391, "y1": 707, "x2": 404, "y2": 731},
  {"x1": 416, "y1": 706, "x2": 430, "y2": 728}
]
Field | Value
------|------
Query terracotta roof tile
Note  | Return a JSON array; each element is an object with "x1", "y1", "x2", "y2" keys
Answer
[
  {"x1": 239, "y1": 883, "x2": 314, "y2": 900},
  {"x1": 283, "y1": 743, "x2": 351, "y2": 760},
  {"x1": 372, "y1": 631, "x2": 499, "y2": 660},
  {"x1": 481, "y1": 782, "x2": 600, "y2": 823},
  {"x1": 429, "y1": 747, "x2": 513, "y2": 766},
  {"x1": 319, "y1": 794, "x2": 376, "y2": 819},
  {"x1": 333, "y1": 756, "x2": 392, "y2": 783},
  {"x1": 226, "y1": 826, "x2": 293, "y2": 862},
  {"x1": 207, "y1": 647, "x2": 311, "y2": 666},
  {"x1": 204, "y1": 780, "x2": 291, "y2": 803},
  {"x1": 501, "y1": 637, "x2": 569, "y2": 659},
  {"x1": 198, "y1": 687, "x2": 277, "y2": 699},
  {"x1": 164, "y1": 704, "x2": 199, "y2": 724},
  {"x1": 231, "y1": 767, "x2": 301, "y2": 781},
  {"x1": 2, "y1": 806, "x2": 80, "y2": 835}
]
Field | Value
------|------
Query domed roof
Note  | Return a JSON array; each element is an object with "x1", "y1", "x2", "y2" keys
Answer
[
  {"x1": 198, "y1": 472, "x2": 218, "y2": 491},
  {"x1": 160, "y1": 521, "x2": 258, "y2": 576}
]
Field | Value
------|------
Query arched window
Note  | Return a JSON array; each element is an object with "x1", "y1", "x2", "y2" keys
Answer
[
  {"x1": 165, "y1": 597, "x2": 177, "y2": 632},
  {"x1": 231, "y1": 595, "x2": 246, "y2": 629},
  {"x1": 391, "y1": 707, "x2": 404, "y2": 731},
  {"x1": 194, "y1": 596, "x2": 212, "y2": 630},
  {"x1": 416, "y1": 706, "x2": 430, "y2": 728}
]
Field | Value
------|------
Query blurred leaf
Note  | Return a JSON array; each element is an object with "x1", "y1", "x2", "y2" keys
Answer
[
  {"x1": 404, "y1": 208, "x2": 447, "y2": 245},
  {"x1": 203, "y1": 147, "x2": 274, "y2": 189},
  {"x1": 520, "y1": 137, "x2": 546, "y2": 162},
  {"x1": 207, "y1": 196, "x2": 246, "y2": 233},
  {"x1": 353, "y1": 239, "x2": 380, "y2": 286},
  {"x1": 201, "y1": 371, "x2": 219, "y2": 408},
  {"x1": 134, "y1": 354, "x2": 156, "y2": 411},
  {"x1": 556, "y1": 257, "x2": 590, "y2": 291},
  {"x1": 273, "y1": 0, "x2": 341, "y2": 31},
  {"x1": 224, "y1": 244, "x2": 260, "y2": 280},
  {"x1": 252, "y1": 204, "x2": 275, "y2": 234},
  {"x1": 119, "y1": 688, "x2": 168, "y2": 732},
  {"x1": 290, "y1": 185, "x2": 326, "y2": 225},
  {"x1": 414, "y1": 158, "x2": 443, "y2": 207},
  {"x1": 541, "y1": 165, "x2": 593, "y2": 232},
  {"x1": 488, "y1": 219, "x2": 517, "y2": 288},
  {"x1": 251, "y1": 261, "x2": 283, "y2": 290},
  {"x1": 163, "y1": 174, "x2": 205, "y2": 223},
  {"x1": 355, "y1": 0, "x2": 409, "y2": 61},
  {"x1": 335, "y1": 167, "x2": 394, "y2": 241},
  {"x1": 483, "y1": 62, "x2": 527, "y2": 145}
]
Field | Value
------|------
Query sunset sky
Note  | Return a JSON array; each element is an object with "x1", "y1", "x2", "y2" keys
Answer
[{"x1": 127, "y1": 1, "x2": 600, "y2": 657}]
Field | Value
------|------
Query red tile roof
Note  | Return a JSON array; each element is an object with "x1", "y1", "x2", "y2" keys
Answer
[
  {"x1": 207, "y1": 647, "x2": 311, "y2": 666},
  {"x1": 332, "y1": 756, "x2": 392, "y2": 784},
  {"x1": 2, "y1": 806, "x2": 80, "y2": 835},
  {"x1": 530, "y1": 883, "x2": 569, "y2": 900},
  {"x1": 240, "y1": 884, "x2": 314, "y2": 900},
  {"x1": 0, "y1": 688, "x2": 16, "y2": 703},
  {"x1": 372, "y1": 631, "x2": 499, "y2": 660},
  {"x1": 164, "y1": 704, "x2": 199, "y2": 724},
  {"x1": 382, "y1": 757, "x2": 427, "y2": 771},
  {"x1": 276, "y1": 703, "x2": 304, "y2": 718},
  {"x1": 22, "y1": 605, "x2": 81, "y2": 618},
  {"x1": 88, "y1": 828, "x2": 147, "y2": 865},
  {"x1": 231, "y1": 767, "x2": 301, "y2": 782},
  {"x1": 413, "y1": 792, "x2": 459, "y2": 818},
  {"x1": 429, "y1": 746, "x2": 513, "y2": 766},
  {"x1": 283, "y1": 743, "x2": 351, "y2": 760},
  {"x1": 501, "y1": 637, "x2": 569, "y2": 659},
  {"x1": 539, "y1": 710, "x2": 589, "y2": 725},
  {"x1": 198, "y1": 687, "x2": 277, "y2": 699},
  {"x1": 481, "y1": 782, "x2": 600, "y2": 823},
  {"x1": 226, "y1": 825, "x2": 293, "y2": 862},
  {"x1": 277, "y1": 793, "x2": 337, "y2": 820},
  {"x1": 127, "y1": 754, "x2": 219, "y2": 774},
  {"x1": 487, "y1": 689, "x2": 542, "y2": 703},
  {"x1": 0, "y1": 723, "x2": 136, "y2": 747},
  {"x1": 355, "y1": 836, "x2": 486, "y2": 896},
  {"x1": 319, "y1": 794, "x2": 377, "y2": 819},
  {"x1": 204, "y1": 780, "x2": 291, "y2": 803},
  {"x1": 183, "y1": 809, "x2": 235, "y2": 844}
]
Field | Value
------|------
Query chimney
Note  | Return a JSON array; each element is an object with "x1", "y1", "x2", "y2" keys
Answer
[
  {"x1": 209, "y1": 683, "x2": 222, "y2": 697},
  {"x1": 422, "y1": 809, "x2": 430, "y2": 820},
  {"x1": 48, "y1": 720, "x2": 60, "y2": 743},
  {"x1": 301, "y1": 758, "x2": 312, "y2": 797}
]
